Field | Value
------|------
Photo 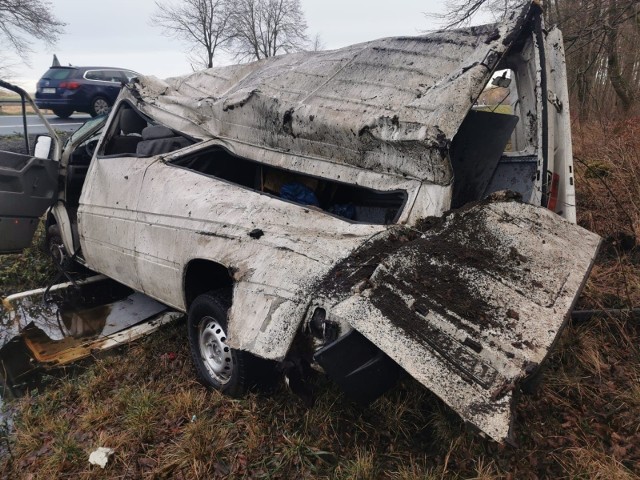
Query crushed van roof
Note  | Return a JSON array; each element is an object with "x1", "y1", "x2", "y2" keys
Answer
[{"x1": 128, "y1": 4, "x2": 533, "y2": 183}]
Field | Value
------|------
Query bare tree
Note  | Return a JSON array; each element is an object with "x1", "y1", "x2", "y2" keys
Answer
[
  {"x1": 0, "y1": 0, "x2": 64, "y2": 60},
  {"x1": 226, "y1": 0, "x2": 309, "y2": 61},
  {"x1": 550, "y1": 0, "x2": 638, "y2": 117},
  {"x1": 434, "y1": 0, "x2": 527, "y2": 28},
  {"x1": 151, "y1": 0, "x2": 231, "y2": 69},
  {"x1": 603, "y1": 0, "x2": 636, "y2": 112},
  {"x1": 310, "y1": 32, "x2": 325, "y2": 52}
]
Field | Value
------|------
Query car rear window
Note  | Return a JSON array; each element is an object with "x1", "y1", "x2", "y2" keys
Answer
[
  {"x1": 84, "y1": 70, "x2": 106, "y2": 81},
  {"x1": 85, "y1": 70, "x2": 126, "y2": 82},
  {"x1": 103, "y1": 70, "x2": 126, "y2": 82},
  {"x1": 41, "y1": 68, "x2": 77, "y2": 80}
]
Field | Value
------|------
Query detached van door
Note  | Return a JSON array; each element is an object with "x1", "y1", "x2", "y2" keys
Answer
[
  {"x1": 330, "y1": 196, "x2": 600, "y2": 443},
  {"x1": 0, "y1": 80, "x2": 60, "y2": 253}
]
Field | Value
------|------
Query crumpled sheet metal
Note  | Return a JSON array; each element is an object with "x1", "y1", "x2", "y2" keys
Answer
[
  {"x1": 129, "y1": 5, "x2": 533, "y2": 184},
  {"x1": 331, "y1": 197, "x2": 601, "y2": 442}
]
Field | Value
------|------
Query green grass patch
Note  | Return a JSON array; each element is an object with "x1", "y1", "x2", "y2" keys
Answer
[{"x1": 0, "y1": 221, "x2": 55, "y2": 297}]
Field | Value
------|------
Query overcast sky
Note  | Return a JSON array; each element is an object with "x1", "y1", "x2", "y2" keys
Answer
[{"x1": 8, "y1": 0, "x2": 484, "y2": 91}]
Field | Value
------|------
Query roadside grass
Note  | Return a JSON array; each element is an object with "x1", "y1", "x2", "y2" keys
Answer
[
  {"x1": 0, "y1": 119, "x2": 638, "y2": 478},
  {"x1": 0, "y1": 99, "x2": 40, "y2": 116},
  {"x1": 0, "y1": 105, "x2": 41, "y2": 116},
  {"x1": 573, "y1": 116, "x2": 640, "y2": 309},
  {"x1": 0, "y1": 223, "x2": 54, "y2": 298}
]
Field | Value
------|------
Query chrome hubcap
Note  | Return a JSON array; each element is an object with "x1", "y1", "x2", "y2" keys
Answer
[{"x1": 198, "y1": 316, "x2": 233, "y2": 384}]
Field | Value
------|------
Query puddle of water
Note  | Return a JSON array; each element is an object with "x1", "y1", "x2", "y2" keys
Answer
[{"x1": 1, "y1": 280, "x2": 133, "y2": 346}]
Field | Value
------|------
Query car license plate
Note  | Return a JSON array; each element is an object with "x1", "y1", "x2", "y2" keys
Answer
[{"x1": 42, "y1": 88, "x2": 56, "y2": 94}]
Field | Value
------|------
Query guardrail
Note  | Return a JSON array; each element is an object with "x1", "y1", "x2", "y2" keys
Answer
[
  {"x1": 0, "y1": 99, "x2": 23, "y2": 106},
  {"x1": 0, "y1": 98, "x2": 34, "y2": 115}
]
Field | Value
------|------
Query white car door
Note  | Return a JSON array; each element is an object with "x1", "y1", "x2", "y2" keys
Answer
[{"x1": 78, "y1": 152, "x2": 157, "y2": 291}]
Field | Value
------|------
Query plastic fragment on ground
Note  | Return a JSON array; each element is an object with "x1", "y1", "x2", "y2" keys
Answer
[{"x1": 89, "y1": 447, "x2": 115, "y2": 468}]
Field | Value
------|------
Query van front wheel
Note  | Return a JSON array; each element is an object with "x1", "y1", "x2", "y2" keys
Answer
[{"x1": 187, "y1": 291, "x2": 248, "y2": 397}]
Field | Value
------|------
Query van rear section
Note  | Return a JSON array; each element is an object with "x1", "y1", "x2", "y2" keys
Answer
[{"x1": 310, "y1": 9, "x2": 597, "y2": 442}]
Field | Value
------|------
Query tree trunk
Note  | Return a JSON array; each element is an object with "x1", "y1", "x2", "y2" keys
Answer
[{"x1": 605, "y1": 3, "x2": 635, "y2": 112}]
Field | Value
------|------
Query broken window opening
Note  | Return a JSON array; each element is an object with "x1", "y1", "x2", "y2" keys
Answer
[
  {"x1": 171, "y1": 146, "x2": 406, "y2": 225},
  {"x1": 451, "y1": 39, "x2": 540, "y2": 209}
]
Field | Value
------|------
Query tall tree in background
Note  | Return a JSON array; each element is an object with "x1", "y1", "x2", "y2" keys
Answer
[
  {"x1": 226, "y1": 0, "x2": 309, "y2": 61},
  {"x1": 151, "y1": 0, "x2": 231, "y2": 69},
  {"x1": 310, "y1": 32, "x2": 325, "y2": 52},
  {"x1": 548, "y1": 0, "x2": 638, "y2": 117},
  {"x1": 0, "y1": 0, "x2": 64, "y2": 74}
]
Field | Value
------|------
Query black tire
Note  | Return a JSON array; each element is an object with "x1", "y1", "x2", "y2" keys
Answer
[
  {"x1": 47, "y1": 224, "x2": 66, "y2": 267},
  {"x1": 52, "y1": 108, "x2": 73, "y2": 119},
  {"x1": 89, "y1": 96, "x2": 110, "y2": 117},
  {"x1": 188, "y1": 291, "x2": 250, "y2": 397}
]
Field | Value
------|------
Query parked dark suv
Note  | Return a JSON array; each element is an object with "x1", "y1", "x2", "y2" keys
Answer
[{"x1": 35, "y1": 66, "x2": 138, "y2": 118}]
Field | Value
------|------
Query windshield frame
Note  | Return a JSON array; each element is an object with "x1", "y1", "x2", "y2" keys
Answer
[{"x1": 63, "y1": 114, "x2": 108, "y2": 151}]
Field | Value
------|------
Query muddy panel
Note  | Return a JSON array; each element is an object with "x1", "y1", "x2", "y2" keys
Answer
[
  {"x1": 1, "y1": 278, "x2": 169, "y2": 364},
  {"x1": 330, "y1": 195, "x2": 600, "y2": 442},
  {"x1": 131, "y1": 5, "x2": 536, "y2": 186},
  {"x1": 484, "y1": 155, "x2": 537, "y2": 202},
  {"x1": 450, "y1": 110, "x2": 519, "y2": 208}
]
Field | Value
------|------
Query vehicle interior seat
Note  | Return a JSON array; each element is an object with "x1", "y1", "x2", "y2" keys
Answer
[
  {"x1": 136, "y1": 125, "x2": 192, "y2": 156},
  {"x1": 104, "y1": 109, "x2": 147, "y2": 155}
]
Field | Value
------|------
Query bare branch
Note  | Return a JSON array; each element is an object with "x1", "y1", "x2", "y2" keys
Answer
[
  {"x1": 310, "y1": 32, "x2": 325, "y2": 52},
  {"x1": 0, "y1": 0, "x2": 65, "y2": 61},
  {"x1": 429, "y1": 0, "x2": 528, "y2": 28}
]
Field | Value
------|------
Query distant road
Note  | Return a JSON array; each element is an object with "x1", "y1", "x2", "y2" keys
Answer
[{"x1": 0, "y1": 114, "x2": 91, "y2": 136}]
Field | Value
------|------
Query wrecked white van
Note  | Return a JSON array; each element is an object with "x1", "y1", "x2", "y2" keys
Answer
[{"x1": 0, "y1": 3, "x2": 600, "y2": 442}]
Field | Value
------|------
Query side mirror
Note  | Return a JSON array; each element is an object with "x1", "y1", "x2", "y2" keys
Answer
[{"x1": 34, "y1": 135, "x2": 53, "y2": 159}]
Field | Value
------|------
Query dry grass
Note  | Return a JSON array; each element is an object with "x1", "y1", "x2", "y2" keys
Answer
[
  {"x1": 0, "y1": 119, "x2": 638, "y2": 478},
  {"x1": 573, "y1": 116, "x2": 640, "y2": 309},
  {"x1": 1, "y1": 304, "x2": 638, "y2": 479},
  {"x1": 0, "y1": 223, "x2": 54, "y2": 298},
  {"x1": 0, "y1": 105, "x2": 38, "y2": 115}
]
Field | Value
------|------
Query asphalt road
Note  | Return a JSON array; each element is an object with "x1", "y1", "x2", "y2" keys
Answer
[{"x1": 0, "y1": 114, "x2": 91, "y2": 136}]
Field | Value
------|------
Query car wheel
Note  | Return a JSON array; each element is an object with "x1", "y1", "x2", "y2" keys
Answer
[
  {"x1": 90, "y1": 96, "x2": 110, "y2": 117},
  {"x1": 188, "y1": 291, "x2": 251, "y2": 397},
  {"x1": 47, "y1": 224, "x2": 67, "y2": 267},
  {"x1": 52, "y1": 108, "x2": 73, "y2": 119}
]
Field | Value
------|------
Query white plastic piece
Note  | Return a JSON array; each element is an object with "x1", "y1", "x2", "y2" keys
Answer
[{"x1": 88, "y1": 447, "x2": 114, "y2": 468}]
